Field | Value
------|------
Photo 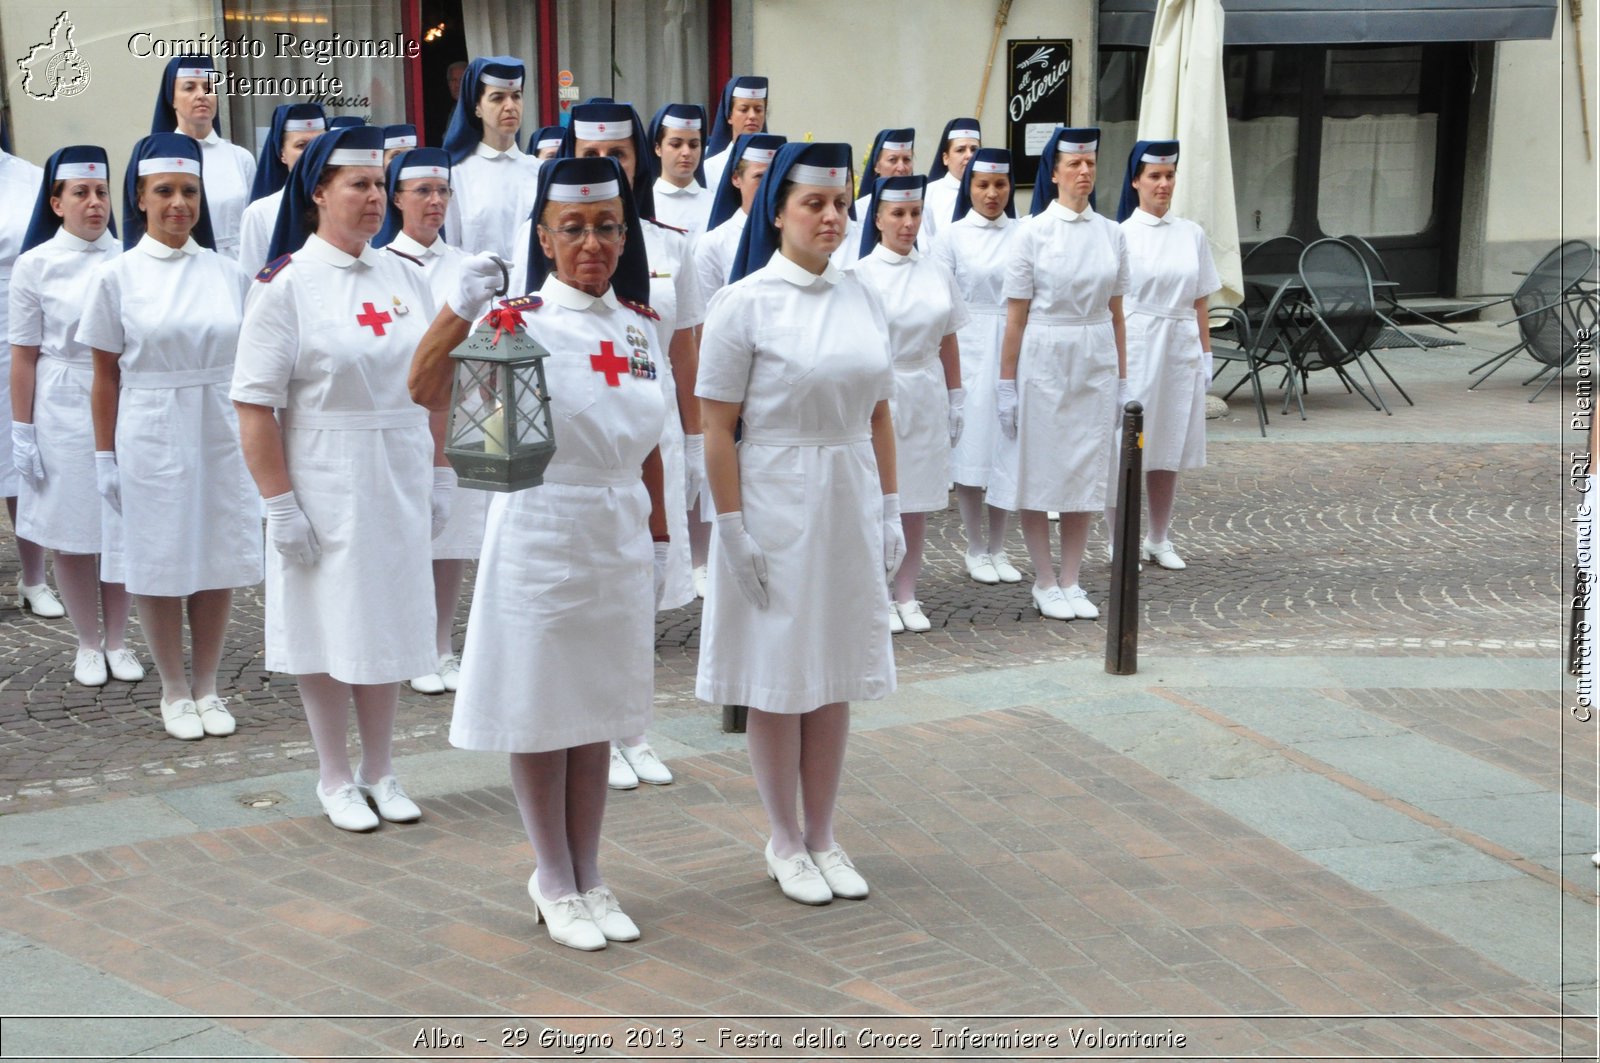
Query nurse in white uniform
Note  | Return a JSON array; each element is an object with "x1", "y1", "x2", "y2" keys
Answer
[
  {"x1": 928, "y1": 147, "x2": 1023, "y2": 586},
  {"x1": 0, "y1": 143, "x2": 63, "y2": 618},
  {"x1": 694, "y1": 133, "x2": 784, "y2": 307},
  {"x1": 839, "y1": 128, "x2": 916, "y2": 268},
  {"x1": 441, "y1": 57, "x2": 542, "y2": 262},
  {"x1": 434, "y1": 157, "x2": 668, "y2": 951},
  {"x1": 373, "y1": 147, "x2": 485, "y2": 696},
  {"x1": 81, "y1": 133, "x2": 261, "y2": 740},
  {"x1": 382, "y1": 123, "x2": 418, "y2": 168},
  {"x1": 1110, "y1": 140, "x2": 1219, "y2": 571},
  {"x1": 697, "y1": 143, "x2": 902, "y2": 906},
  {"x1": 531, "y1": 126, "x2": 565, "y2": 162},
  {"x1": 149, "y1": 55, "x2": 256, "y2": 260},
  {"x1": 9, "y1": 147, "x2": 142, "y2": 687},
  {"x1": 701, "y1": 76, "x2": 769, "y2": 208},
  {"x1": 991, "y1": 127, "x2": 1130, "y2": 622},
  {"x1": 232, "y1": 126, "x2": 498, "y2": 831},
  {"x1": 849, "y1": 175, "x2": 967, "y2": 634},
  {"x1": 648, "y1": 104, "x2": 710, "y2": 237},
  {"x1": 238, "y1": 103, "x2": 327, "y2": 277},
  {"x1": 921, "y1": 118, "x2": 981, "y2": 246}
]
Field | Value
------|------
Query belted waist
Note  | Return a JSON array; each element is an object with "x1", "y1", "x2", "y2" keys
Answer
[
  {"x1": 1126, "y1": 300, "x2": 1194, "y2": 321},
  {"x1": 542, "y1": 464, "x2": 639, "y2": 487},
  {"x1": 892, "y1": 352, "x2": 942, "y2": 371},
  {"x1": 740, "y1": 428, "x2": 871, "y2": 446},
  {"x1": 966, "y1": 305, "x2": 1005, "y2": 317},
  {"x1": 1031, "y1": 311, "x2": 1111, "y2": 327},
  {"x1": 282, "y1": 408, "x2": 428, "y2": 431},
  {"x1": 120, "y1": 365, "x2": 234, "y2": 389}
]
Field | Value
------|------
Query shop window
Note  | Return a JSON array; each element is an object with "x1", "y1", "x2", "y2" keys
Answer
[
  {"x1": 1225, "y1": 48, "x2": 1301, "y2": 240},
  {"x1": 1317, "y1": 46, "x2": 1437, "y2": 237},
  {"x1": 556, "y1": 0, "x2": 708, "y2": 116}
]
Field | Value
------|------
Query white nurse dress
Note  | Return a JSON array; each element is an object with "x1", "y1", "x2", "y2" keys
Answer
[
  {"x1": 920, "y1": 172, "x2": 961, "y2": 245},
  {"x1": 196, "y1": 130, "x2": 257, "y2": 260},
  {"x1": 652, "y1": 177, "x2": 710, "y2": 238},
  {"x1": 445, "y1": 142, "x2": 541, "y2": 261},
  {"x1": 694, "y1": 211, "x2": 745, "y2": 305},
  {"x1": 0, "y1": 151, "x2": 44, "y2": 498}
]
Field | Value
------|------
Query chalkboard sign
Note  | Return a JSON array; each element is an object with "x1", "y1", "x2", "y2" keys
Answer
[{"x1": 1006, "y1": 39, "x2": 1072, "y2": 186}]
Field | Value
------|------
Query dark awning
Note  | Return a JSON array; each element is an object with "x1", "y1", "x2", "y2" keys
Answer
[{"x1": 1099, "y1": 0, "x2": 1558, "y2": 47}]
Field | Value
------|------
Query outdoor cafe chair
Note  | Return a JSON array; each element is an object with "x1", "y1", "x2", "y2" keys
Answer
[
  {"x1": 1460, "y1": 239, "x2": 1598, "y2": 400},
  {"x1": 1292, "y1": 238, "x2": 1398, "y2": 415},
  {"x1": 1207, "y1": 305, "x2": 1269, "y2": 436},
  {"x1": 1340, "y1": 233, "x2": 1460, "y2": 337},
  {"x1": 1241, "y1": 234, "x2": 1305, "y2": 328}
]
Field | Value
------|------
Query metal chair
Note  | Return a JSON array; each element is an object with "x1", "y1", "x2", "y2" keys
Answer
[
  {"x1": 1293, "y1": 238, "x2": 1398, "y2": 415},
  {"x1": 1339, "y1": 233, "x2": 1459, "y2": 337},
  {"x1": 1464, "y1": 240, "x2": 1598, "y2": 399},
  {"x1": 1241, "y1": 235, "x2": 1306, "y2": 328},
  {"x1": 1212, "y1": 280, "x2": 1313, "y2": 428},
  {"x1": 1206, "y1": 306, "x2": 1268, "y2": 436}
]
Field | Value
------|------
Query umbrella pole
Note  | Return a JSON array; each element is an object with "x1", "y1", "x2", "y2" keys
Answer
[
  {"x1": 1575, "y1": 0, "x2": 1593, "y2": 159},
  {"x1": 974, "y1": 0, "x2": 1015, "y2": 119}
]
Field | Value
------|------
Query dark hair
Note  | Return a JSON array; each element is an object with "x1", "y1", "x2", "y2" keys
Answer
[
  {"x1": 1131, "y1": 159, "x2": 1176, "y2": 183},
  {"x1": 653, "y1": 123, "x2": 701, "y2": 150}
]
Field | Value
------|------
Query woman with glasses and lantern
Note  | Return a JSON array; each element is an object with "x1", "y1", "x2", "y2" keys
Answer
[
  {"x1": 431, "y1": 157, "x2": 669, "y2": 952},
  {"x1": 231, "y1": 126, "x2": 501, "y2": 833}
]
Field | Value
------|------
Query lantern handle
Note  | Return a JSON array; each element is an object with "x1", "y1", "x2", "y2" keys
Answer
[{"x1": 492, "y1": 255, "x2": 509, "y2": 298}]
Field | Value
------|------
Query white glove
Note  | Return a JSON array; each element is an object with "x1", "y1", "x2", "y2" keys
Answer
[
  {"x1": 653, "y1": 540, "x2": 670, "y2": 607},
  {"x1": 430, "y1": 466, "x2": 457, "y2": 539},
  {"x1": 947, "y1": 388, "x2": 965, "y2": 447},
  {"x1": 94, "y1": 451, "x2": 120, "y2": 514},
  {"x1": 682, "y1": 433, "x2": 706, "y2": 512},
  {"x1": 12, "y1": 422, "x2": 43, "y2": 486},
  {"x1": 882, "y1": 492, "x2": 906, "y2": 578},
  {"x1": 1201, "y1": 347, "x2": 1214, "y2": 386},
  {"x1": 450, "y1": 251, "x2": 506, "y2": 320},
  {"x1": 996, "y1": 379, "x2": 1018, "y2": 440},
  {"x1": 714, "y1": 511, "x2": 768, "y2": 608},
  {"x1": 1118, "y1": 377, "x2": 1133, "y2": 407},
  {"x1": 264, "y1": 490, "x2": 320, "y2": 566}
]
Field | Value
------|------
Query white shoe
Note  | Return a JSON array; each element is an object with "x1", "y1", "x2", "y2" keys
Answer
[
  {"x1": 317, "y1": 781, "x2": 379, "y2": 832},
  {"x1": 195, "y1": 694, "x2": 236, "y2": 736},
  {"x1": 608, "y1": 746, "x2": 639, "y2": 790},
  {"x1": 1061, "y1": 584, "x2": 1100, "y2": 619},
  {"x1": 1030, "y1": 584, "x2": 1073, "y2": 621},
  {"x1": 991, "y1": 552, "x2": 1023, "y2": 583},
  {"x1": 965, "y1": 551, "x2": 1000, "y2": 584},
  {"x1": 73, "y1": 648, "x2": 107, "y2": 687},
  {"x1": 1106, "y1": 542, "x2": 1142, "y2": 572},
  {"x1": 619, "y1": 742, "x2": 672, "y2": 785},
  {"x1": 1141, "y1": 538, "x2": 1187, "y2": 570},
  {"x1": 765, "y1": 840, "x2": 832, "y2": 905},
  {"x1": 807, "y1": 845, "x2": 869, "y2": 899},
  {"x1": 18, "y1": 583, "x2": 64, "y2": 618},
  {"x1": 105, "y1": 647, "x2": 145, "y2": 682},
  {"x1": 894, "y1": 600, "x2": 932, "y2": 632},
  {"x1": 159, "y1": 697, "x2": 204, "y2": 741},
  {"x1": 354, "y1": 771, "x2": 421, "y2": 822},
  {"x1": 408, "y1": 671, "x2": 446, "y2": 694},
  {"x1": 581, "y1": 885, "x2": 641, "y2": 941},
  {"x1": 529, "y1": 876, "x2": 606, "y2": 951},
  {"x1": 436, "y1": 653, "x2": 461, "y2": 692},
  {"x1": 888, "y1": 606, "x2": 904, "y2": 634},
  {"x1": 692, "y1": 564, "x2": 708, "y2": 599}
]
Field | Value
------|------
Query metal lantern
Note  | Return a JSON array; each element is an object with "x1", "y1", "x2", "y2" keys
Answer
[{"x1": 444, "y1": 298, "x2": 556, "y2": 492}]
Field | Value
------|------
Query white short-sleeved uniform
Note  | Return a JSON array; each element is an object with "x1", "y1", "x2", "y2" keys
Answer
[
  {"x1": 653, "y1": 178, "x2": 710, "y2": 238},
  {"x1": 850, "y1": 244, "x2": 969, "y2": 513},
  {"x1": 694, "y1": 211, "x2": 745, "y2": 306},
  {"x1": 237, "y1": 189, "x2": 280, "y2": 278},
  {"x1": 929, "y1": 210, "x2": 1018, "y2": 489},
  {"x1": 695, "y1": 252, "x2": 897, "y2": 714},
  {"x1": 920, "y1": 172, "x2": 961, "y2": 246},
  {"x1": 197, "y1": 131, "x2": 257, "y2": 261},
  {"x1": 78, "y1": 235, "x2": 261, "y2": 595},
  {"x1": 231, "y1": 234, "x2": 436, "y2": 683},
  {"x1": 450, "y1": 277, "x2": 666, "y2": 752},
  {"x1": 0, "y1": 151, "x2": 45, "y2": 498},
  {"x1": 445, "y1": 143, "x2": 541, "y2": 261},
  {"x1": 701, "y1": 148, "x2": 730, "y2": 208},
  {"x1": 988, "y1": 202, "x2": 1129, "y2": 514},
  {"x1": 384, "y1": 231, "x2": 490, "y2": 560},
  {"x1": 9, "y1": 228, "x2": 124, "y2": 556},
  {"x1": 1121, "y1": 209, "x2": 1220, "y2": 472}
]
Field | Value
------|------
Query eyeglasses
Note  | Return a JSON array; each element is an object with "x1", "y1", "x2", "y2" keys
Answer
[
  {"x1": 540, "y1": 222, "x2": 627, "y2": 245},
  {"x1": 402, "y1": 184, "x2": 452, "y2": 200}
]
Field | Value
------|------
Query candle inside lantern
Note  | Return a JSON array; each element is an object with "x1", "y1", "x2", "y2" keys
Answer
[{"x1": 482, "y1": 402, "x2": 508, "y2": 455}]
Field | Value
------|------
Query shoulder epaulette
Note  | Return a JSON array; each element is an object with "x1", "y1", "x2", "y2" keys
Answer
[
  {"x1": 645, "y1": 217, "x2": 688, "y2": 235},
  {"x1": 254, "y1": 254, "x2": 292, "y2": 283},
  {"x1": 500, "y1": 294, "x2": 544, "y2": 311},
  {"x1": 384, "y1": 246, "x2": 424, "y2": 267},
  {"x1": 619, "y1": 297, "x2": 660, "y2": 321}
]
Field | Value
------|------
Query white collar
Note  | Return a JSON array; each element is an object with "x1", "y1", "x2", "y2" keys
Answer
[
  {"x1": 474, "y1": 140, "x2": 522, "y2": 161},
  {"x1": 135, "y1": 233, "x2": 203, "y2": 259},
  {"x1": 298, "y1": 232, "x2": 385, "y2": 269},
  {"x1": 939, "y1": 172, "x2": 961, "y2": 188},
  {"x1": 963, "y1": 210, "x2": 1009, "y2": 229},
  {"x1": 769, "y1": 250, "x2": 841, "y2": 288},
  {"x1": 1046, "y1": 200, "x2": 1092, "y2": 223},
  {"x1": 53, "y1": 228, "x2": 117, "y2": 252},
  {"x1": 197, "y1": 129, "x2": 223, "y2": 147},
  {"x1": 540, "y1": 273, "x2": 621, "y2": 311},
  {"x1": 870, "y1": 243, "x2": 918, "y2": 264},
  {"x1": 1131, "y1": 208, "x2": 1170, "y2": 226},
  {"x1": 388, "y1": 231, "x2": 443, "y2": 258},
  {"x1": 654, "y1": 177, "x2": 703, "y2": 197}
]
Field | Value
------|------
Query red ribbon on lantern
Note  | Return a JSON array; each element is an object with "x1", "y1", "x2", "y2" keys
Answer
[{"x1": 484, "y1": 302, "x2": 525, "y2": 347}]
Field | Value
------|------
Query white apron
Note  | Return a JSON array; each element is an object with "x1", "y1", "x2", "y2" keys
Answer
[
  {"x1": 450, "y1": 277, "x2": 666, "y2": 753},
  {"x1": 444, "y1": 143, "x2": 541, "y2": 261},
  {"x1": 850, "y1": 244, "x2": 969, "y2": 514},
  {"x1": 77, "y1": 235, "x2": 261, "y2": 595},
  {"x1": 1121, "y1": 210, "x2": 1221, "y2": 472},
  {"x1": 232, "y1": 234, "x2": 435, "y2": 683},
  {"x1": 9, "y1": 228, "x2": 124, "y2": 556},
  {"x1": 0, "y1": 152, "x2": 44, "y2": 498},
  {"x1": 695, "y1": 253, "x2": 896, "y2": 714},
  {"x1": 930, "y1": 211, "x2": 1017, "y2": 489},
  {"x1": 198, "y1": 131, "x2": 257, "y2": 261},
  {"x1": 989, "y1": 203, "x2": 1129, "y2": 514}
]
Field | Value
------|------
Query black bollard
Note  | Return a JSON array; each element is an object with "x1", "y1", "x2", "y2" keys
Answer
[
  {"x1": 1106, "y1": 401, "x2": 1144, "y2": 675},
  {"x1": 722, "y1": 704, "x2": 748, "y2": 733}
]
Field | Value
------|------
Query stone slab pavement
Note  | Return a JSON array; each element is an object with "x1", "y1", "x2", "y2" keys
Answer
[{"x1": 0, "y1": 321, "x2": 1595, "y2": 1060}]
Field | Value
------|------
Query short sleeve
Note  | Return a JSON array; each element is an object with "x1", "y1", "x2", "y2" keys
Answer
[
  {"x1": 1001, "y1": 221, "x2": 1034, "y2": 301},
  {"x1": 1108, "y1": 222, "x2": 1130, "y2": 299},
  {"x1": 672, "y1": 233, "x2": 707, "y2": 330},
  {"x1": 230, "y1": 270, "x2": 303, "y2": 408},
  {"x1": 76, "y1": 259, "x2": 125, "y2": 355},
  {"x1": 509, "y1": 218, "x2": 533, "y2": 296},
  {"x1": 238, "y1": 199, "x2": 271, "y2": 278},
  {"x1": 1191, "y1": 222, "x2": 1221, "y2": 302},
  {"x1": 7, "y1": 252, "x2": 44, "y2": 347},
  {"x1": 694, "y1": 227, "x2": 729, "y2": 305},
  {"x1": 855, "y1": 279, "x2": 895, "y2": 404},
  {"x1": 927, "y1": 227, "x2": 957, "y2": 279},
  {"x1": 936, "y1": 259, "x2": 971, "y2": 335},
  {"x1": 694, "y1": 284, "x2": 755, "y2": 404}
]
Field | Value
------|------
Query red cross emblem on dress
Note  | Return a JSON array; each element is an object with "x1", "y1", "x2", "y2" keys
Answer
[
  {"x1": 590, "y1": 340, "x2": 630, "y2": 386},
  {"x1": 356, "y1": 301, "x2": 392, "y2": 336}
]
